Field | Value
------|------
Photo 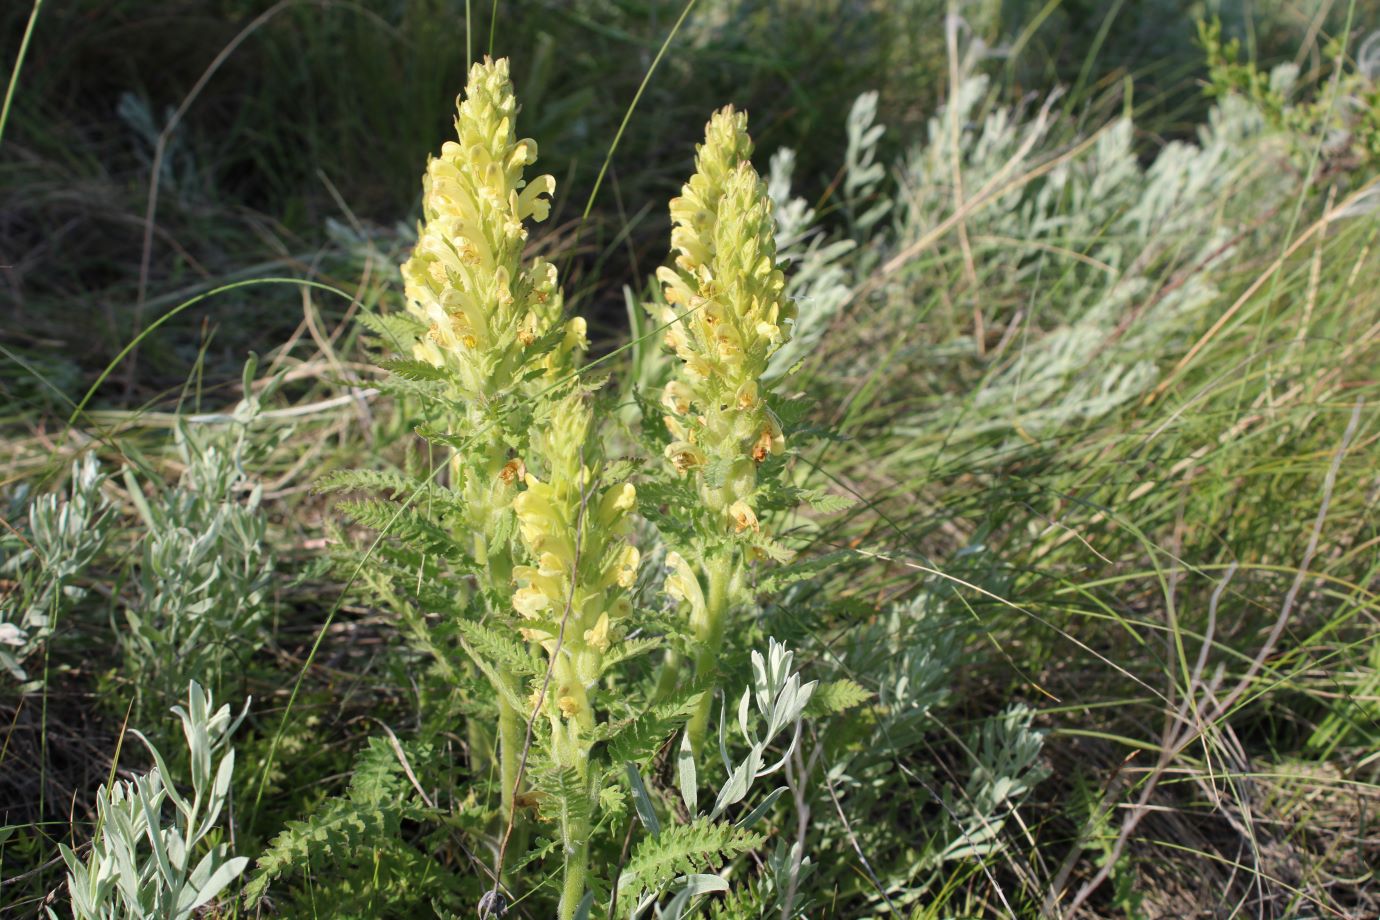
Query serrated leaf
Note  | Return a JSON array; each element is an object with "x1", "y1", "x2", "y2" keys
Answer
[
  {"x1": 798, "y1": 488, "x2": 856, "y2": 513},
  {"x1": 757, "y1": 551, "x2": 849, "y2": 594},
  {"x1": 454, "y1": 620, "x2": 540, "y2": 677},
  {"x1": 380, "y1": 357, "x2": 450, "y2": 382},
  {"x1": 619, "y1": 818, "x2": 763, "y2": 894},
  {"x1": 600, "y1": 635, "x2": 663, "y2": 670},
  {"x1": 598, "y1": 690, "x2": 704, "y2": 767},
  {"x1": 804, "y1": 678, "x2": 873, "y2": 717}
]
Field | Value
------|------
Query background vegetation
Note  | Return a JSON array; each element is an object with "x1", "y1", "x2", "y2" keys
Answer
[{"x1": 2, "y1": 0, "x2": 1378, "y2": 917}]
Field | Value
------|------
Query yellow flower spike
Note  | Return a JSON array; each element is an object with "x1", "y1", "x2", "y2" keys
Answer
[
  {"x1": 665, "y1": 441, "x2": 707, "y2": 473},
  {"x1": 655, "y1": 107, "x2": 796, "y2": 537},
  {"x1": 663, "y1": 415, "x2": 689, "y2": 441},
  {"x1": 662, "y1": 380, "x2": 695, "y2": 415},
  {"x1": 512, "y1": 389, "x2": 639, "y2": 732},
  {"x1": 729, "y1": 500, "x2": 760, "y2": 533},
  {"x1": 402, "y1": 57, "x2": 572, "y2": 402},
  {"x1": 583, "y1": 614, "x2": 612, "y2": 653},
  {"x1": 513, "y1": 585, "x2": 550, "y2": 619},
  {"x1": 596, "y1": 483, "x2": 637, "y2": 528}
]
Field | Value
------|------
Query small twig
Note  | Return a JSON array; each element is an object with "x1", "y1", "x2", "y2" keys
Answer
[
  {"x1": 374, "y1": 718, "x2": 436, "y2": 809},
  {"x1": 1063, "y1": 402, "x2": 1361, "y2": 916},
  {"x1": 1061, "y1": 564, "x2": 1237, "y2": 918},
  {"x1": 1209, "y1": 398, "x2": 1363, "y2": 721},
  {"x1": 607, "y1": 815, "x2": 638, "y2": 919},
  {"x1": 1148, "y1": 180, "x2": 1380, "y2": 404},
  {"x1": 89, "y1": 390, "x2": 380, "y2": 426},
  {"x1": 780, "y1": 740, "x2": 812, "y2": 920}
]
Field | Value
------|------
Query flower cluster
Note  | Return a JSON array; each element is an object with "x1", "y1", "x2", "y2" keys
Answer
[
  {"x1": 655, "y1": 107, "x2": 796, "y2": 536},
  {"x1": 512, "y1": 393, "x2": 639, "y2": 758},
  {"x1": 401, "y1": 57, "x2": 588, "y2": 574},
  {"x1": 402, "y1": 56, "x2": 585, "y2": 402}
]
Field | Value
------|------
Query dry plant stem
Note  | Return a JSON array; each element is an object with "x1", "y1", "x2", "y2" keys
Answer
[
  {"x1": 943, "y1": 10, "x2": 982, "y2": 352},
  {"x1": 1148, "y1": 178, "x2": 1380, "y2": 403},
  {"x1": 687, "y1": 553, "x2": 735, "y2": 752},
  {"x1": 129, "y1": 0, "x2": 298, "y2": 389},
  {"x1": 814, "y1": 723, "x2": 898, "y2": 915}
]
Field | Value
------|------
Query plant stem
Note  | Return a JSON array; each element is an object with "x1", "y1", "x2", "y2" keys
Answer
[
  {"x1": 497, "y1": 691, "x2": 522, "y2": 825},
  {"x1": 652, "y1": 646, "x2": 682, "y2": 702},
  {"x1": 559, "y1": 814, "x2": 592, "y2": 920},
  {"x1": 687, "y1": 553, "x2": 733, "y2": 752}
]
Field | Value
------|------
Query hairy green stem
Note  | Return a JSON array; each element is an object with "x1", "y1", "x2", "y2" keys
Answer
[
  {"x1": 652, "y1": 646, "x2": 682, "y2": 702},
  {"x1": 497, "y1": 692, "x2": 522, "y2": 824},
  {"x1": 559, "y1": 811, "x2": 592, "y2": 920},
  {"x1": 687, "y1": 553, "x2": 734, "y2": 752}
]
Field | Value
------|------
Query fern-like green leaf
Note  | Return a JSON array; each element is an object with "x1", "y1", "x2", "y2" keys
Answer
[
  {"x1": 317, "y1": 468, "x2": 444, "y2": 501},
  {"x1": 621, "y1": 818, "x2": 763, "y2": 894},
  {"x1": 357, "y1": 311, "x2": 426, "y2": 357},
  {"x1": 454, "y1": 620, "x2": 540, "y2": 677},
  {"x1": 380, "y1": 357, "x2": 451, "y2": 382},
  {"x1": 757, "y1": 551, "x2": 851, "y2": 594},
  {"x1": 337, "y1": 499, "x2": 453, "y2": 555},
  {"x1": 804, "y1": 679, "x2": 873, "y2": 717},
  {"x1": 244, "y1": 739, "x2": 418, "y2": 906},
  {"x1": 597, "y1": 689, "x2": 705, "y2": 767},
  {"x1": 796, "y1": 488, "x2": 856, "y2": 513},
  {"x1": 600, "y1": 635, "x2": 664, "y2": 670}
]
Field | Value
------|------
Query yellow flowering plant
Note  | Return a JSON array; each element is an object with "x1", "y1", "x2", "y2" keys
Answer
[
  {"x1": 510, "y1": 389, "x2": 640, "y2": 918},
  {"x1": 401, "y1": 55, "x2": 585, "y2": 583},
  {"x1": 393, "y1": 56, "x2": 590, "y2": 827},
  {"x1": 320, "y1": 57, "x2": 582, "y2": 834},
  {"x1": 308, "y1": 59, "x2": 824, "y2": 920},
  {"x1": 643, "y1": 107, "x2": 803, "y2": 750}
]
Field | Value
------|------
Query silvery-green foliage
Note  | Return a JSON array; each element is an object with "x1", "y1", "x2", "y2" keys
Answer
[
  {"x1": 890, "y1": 65, "x2": 1297, "y2": 451},
  {"x1": 0, "y1": 455, "x2": 110, "y2": 685},
  {"x1": 705, "y1": 839, "x2": 814, "y2": 920},
  {"x1": 763, "y1": 149, "x2": 854, "y2": 382},
  {"x1": 706, "y1": 639, "x2": 816, "y2": 821},
  {"x1": 622, "y1": 640, "x2": 814, "y2": 918},
  {"x1": 54, "y1": 681, "x2": 250, "y2": 920},
  {"x1": 970, "y1": 94, "x2": 1274, "y2": 436},
  {"x1": 939, "y1": 704, "x2": 1049, "y2": 862},
  {"x1": 121, "y1": 362, "x2": 279, "y2": 717},
  {"x1": 842, "y1": 90, "x2": 891, "y2": 235},
  {"x1": 764, "y1": 91, "x2": 887, "y2": 380},
  {"x1": 833, "y1": 590, "x2": 963, "y2": 784},
  {"x1": 897, "y1": 73, "x2": 1050, "y2": 246},
  {"x1": 810, "y1": 593, "x2": 960, "y2": 897},
  {"x1": 809, "y1": 578, "x2": 1044, "y2": 907}
]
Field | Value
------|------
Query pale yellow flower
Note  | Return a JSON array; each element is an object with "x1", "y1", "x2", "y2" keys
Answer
[
  {"x1": 401, "y1": 57, "x2": 579, "y2": 403},
  {"x1": 654, "y1": 107, "x2": 796, "y2": 534},
  {"x1": 511, "y1": 393, "x2": 639, "y2": 704}
]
